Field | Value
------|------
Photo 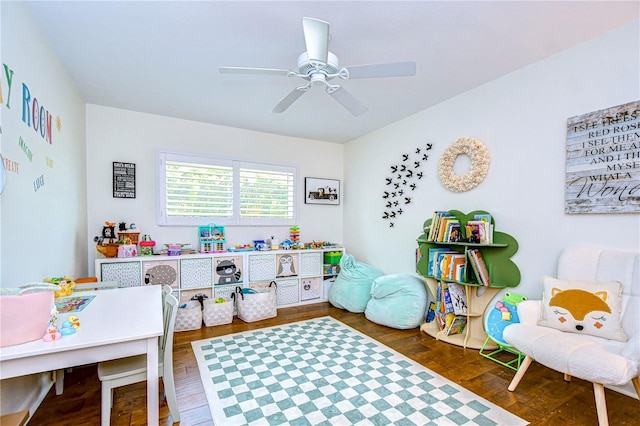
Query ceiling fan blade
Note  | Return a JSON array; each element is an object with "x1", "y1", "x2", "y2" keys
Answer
[
  {"x1": 271, "y1": 88, "x2": 307, "y2": 113},
  {"x1": 219, "y1": 66, "x2": 290, "y2": 76},
  {"x1": 328, "y1": 86, "x2": 369, "y2": 117},
  {"x1": 302, "y1": 17, "x2": 330, "y2": 64},
  {"x1": 344, "y1": 61, "x2": 417, "y2": 79}
]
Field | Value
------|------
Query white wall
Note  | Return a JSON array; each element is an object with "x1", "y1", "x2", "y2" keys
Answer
[
  {"x1": 0, "y1": 0, "x2": 87, "y2": 416},
  {"x1": 1, "y1": 1, "x2": 87, "y2": 285},
  {"x1": 343, "y1": 21, "x2": 640, "y2": 300},
  {"x1": 85, "y1": 106, "x2": 343, "y2": 274}
]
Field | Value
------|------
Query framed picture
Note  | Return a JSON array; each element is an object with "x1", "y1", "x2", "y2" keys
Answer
[
  {"x1": 113, "y1": 161, "x2": 136, "y2": 198},
  {"x1": 305, "y1": 177, "x2": 340, "y2": 205}
]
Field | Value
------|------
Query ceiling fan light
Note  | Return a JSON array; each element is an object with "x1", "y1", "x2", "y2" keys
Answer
[
  {"x1": 310, "y1": 73, "x2": 326, "y2": 86},
  {"x1": 297, "y1": 52, "x2": 339, "y2": 76}
]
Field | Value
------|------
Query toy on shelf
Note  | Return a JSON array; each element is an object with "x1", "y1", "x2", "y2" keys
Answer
[
  {"x1": 168, "y1": 244, "x2": 182, "y2": 256},
  {"x1": 59, "y1": 320, "x2": 76, "y2": 335},
  {"x1": 228, "y1": 244, "x2": 256, "y2": 252},
  {"x1": 117, "y1": 222, "x2": 140, "y2": 245},
  {"x1": 94, "y1": 221, "x2": 119, "y2": 258},
  {"x1": 270, "y1": 236, "x2": 279, "y2": 250},
  {"x1": 199, "y1": 224, "x2": 226, "y2": 253},
  {"x1": 280, "y1": 239, "x2": 294, "y2": 250},
  {"x1": 253, "y1": 240, "x2": 269, "y2": 251},
  {"x1": 44, "y1": 276, "x2": 76, "y2": 298},
  {"x1": 289, "y1": 226, "x2": 300, "y2": 248},
  {"x1": 303, "y1": 241, "x2": 326, "y2": 249},
  {"x1": 117, "y1": 244, "x2": 137, "y2": 258},
  {"x1": 160, "y1": 243, "x2": 196, "y2": 256},
  {"x1": 68, "y1": 315, "x2": 81, "y2": 329},
  {"x1": 139, "y1": 234, "x2": 156, "y2": 256},
  {"x1": 43, "y1": 325, "x2": 62, "y2": 341}
]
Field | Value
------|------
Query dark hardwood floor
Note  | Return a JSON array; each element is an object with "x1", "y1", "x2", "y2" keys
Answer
[{"x1": 29, "y1": 303, "x2": 639, "y2": 425}]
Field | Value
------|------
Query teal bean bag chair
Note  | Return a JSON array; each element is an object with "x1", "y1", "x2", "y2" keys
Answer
[
  {"x1": 329, "y1": 254, "x2": 384, "y2": 313},
  {"x1": 364, "y1": 274, "x2": 428, "y2": 329}
]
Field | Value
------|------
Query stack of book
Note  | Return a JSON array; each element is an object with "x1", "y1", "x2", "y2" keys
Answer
[
  {"x1": 427, "y1": 211, "x2": 494, "y2": 243},
  {"x1": 427, "y1": 211, "x2": 464, "y2": 243},
  {"x1": 435, "y1": 281, "x2": 468, "y2": 336},
  {"x1": 428, "y1": 248, "x2": 466, "y2": 281},
  {"x1": 467, "y1": 248, "x2": 491, "y2": 286}
]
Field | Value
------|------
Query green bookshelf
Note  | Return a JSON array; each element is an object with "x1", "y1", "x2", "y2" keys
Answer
[{"x1": 417, "y1": 210, "x2": 520, "y2": 349}]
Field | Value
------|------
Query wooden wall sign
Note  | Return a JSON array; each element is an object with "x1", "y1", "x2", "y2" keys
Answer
[
  {"x1": 113, "y1": 161, "x2": 136, "y2": 198},
  {"x1": 565, "y1": 100, "x2": 640, "y2": 214}
]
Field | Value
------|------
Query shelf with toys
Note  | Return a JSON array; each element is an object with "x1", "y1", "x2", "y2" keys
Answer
[
  {"x1": 416, "y1": 210, "x2": 520, "y2": 350},
  {"x1": 94, "y1": 223, "x2": 344, "y2": 310}
]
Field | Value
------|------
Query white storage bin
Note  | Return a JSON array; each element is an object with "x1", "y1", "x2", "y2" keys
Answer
[
  {"x1": 175, "y1": 300, "x2": 202, "y2": 331},
  {"x1": 203, "y1": 298, "x2": 234, "y2": 326},
  {"x1": 275, "y1": 278, "x2": 299, "y2": 306}
]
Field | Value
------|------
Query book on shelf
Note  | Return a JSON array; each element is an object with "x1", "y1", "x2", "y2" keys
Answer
[
  {"x1": 472, "y1": 213, "x2": 492, "y2": 223},
  {"x1": 434, "y1": 250, "x2": 456, "y2": 279},
  {"x1": 446, "y1": 221, "x2": 463, "y2": 243},
  {"x1": 450, "y1": 254, "x2": 466, "y2": 281},
  {"x1": 455, "y1": 263, "x2": 465, "y2": 282},
  {"x1": 437, "y1": 216, "x2": 456, "y2": 242},
  {"x1": 435, "y1": 280, "x2": 443, "y2": 312},
  {"x1": 431, "y1": 251, "x2": 466, "y2": 281},
  {"x1": 435, "y1": 281, "x2": 455, "y2": 314},
  {"x1": 428, "y1": 248, "x2": 453, "y2": 276},
  {"x1": 441, "y1": 282, "x2": 455, "y2": 314},
  {"x1": 428, "y1": 211, "x2": 453, "y2": 242},
  {"x1": 444, "y1": 315, "x2": 467, "y2": 336},
  {"x1": 465, "y1": 220, "x2": 493, "y2": 244},
  {"x1": 467, "y1": 248, "x2": 491, "y2": 286},
  {"x1": 426, "y1": 211, "x2": 440, "y2": 241},
  {"x1": 447, "y1": 282, "x2": 468, "y2": 315}
]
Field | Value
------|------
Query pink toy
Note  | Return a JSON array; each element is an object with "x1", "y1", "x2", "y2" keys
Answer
[{"x1": 43, "y1": 326, "x2": 62, "y2": 341}]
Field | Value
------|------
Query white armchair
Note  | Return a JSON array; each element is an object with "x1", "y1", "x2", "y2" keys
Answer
[{"x1": 504, "y1": 246, "x2": 639, "y2": 426}]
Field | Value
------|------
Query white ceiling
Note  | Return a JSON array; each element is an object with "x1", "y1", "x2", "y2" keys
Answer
[{"x1": 24, "y1": 1, "x2": 639, "y2": 144}]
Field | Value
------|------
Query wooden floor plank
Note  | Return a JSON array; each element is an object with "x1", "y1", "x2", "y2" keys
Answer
[{"x1": 28, "y1": 303, "x2": 639, "y2": 425}]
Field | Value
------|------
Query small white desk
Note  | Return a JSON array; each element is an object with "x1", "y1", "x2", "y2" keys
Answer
[{"x1": 0, "y1": 285, "x2": 163, "y2": 425}]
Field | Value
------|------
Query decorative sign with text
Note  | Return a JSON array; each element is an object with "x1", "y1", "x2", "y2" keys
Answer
[
  {"x1": 113, "y1": 162, "x2": 136, "y2": 199},
  {"x1": 565, "y1": 100, "x2": 640, "y2": 214}
]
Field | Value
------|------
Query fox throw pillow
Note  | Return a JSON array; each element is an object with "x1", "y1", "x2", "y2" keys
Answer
[{"x1": 538, "y1": 276, "x2": 627, "y2": 342}]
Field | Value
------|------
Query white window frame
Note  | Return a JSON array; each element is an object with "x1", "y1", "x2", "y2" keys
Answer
[{"x1": 157, "y1": 150, "x2": 298, "y2": 226}]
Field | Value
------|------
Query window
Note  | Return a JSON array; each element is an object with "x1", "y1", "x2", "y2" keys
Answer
[{"x1": 157, "y1": 150, "x2": 297, "y2": 226}]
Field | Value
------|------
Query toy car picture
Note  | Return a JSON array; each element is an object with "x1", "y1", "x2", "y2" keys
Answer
[{"x1": 308, "y1": 186, "x2": 338, "y2": 201}]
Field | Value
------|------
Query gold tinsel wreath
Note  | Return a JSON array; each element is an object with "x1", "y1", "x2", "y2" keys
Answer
[{"x1": 438, "y1": 137, "x2": 490, "y2": 192}]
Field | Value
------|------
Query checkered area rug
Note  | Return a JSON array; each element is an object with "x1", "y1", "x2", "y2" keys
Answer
[{"x1": 191, "y1": 317, "x2": 527, "y2": 426}]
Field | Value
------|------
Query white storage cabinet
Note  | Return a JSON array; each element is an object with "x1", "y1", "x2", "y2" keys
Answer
[{"x1": 95, "y1": 247, "x2": 344, "y2": 309}]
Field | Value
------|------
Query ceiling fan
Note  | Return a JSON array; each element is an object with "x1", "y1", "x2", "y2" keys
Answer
[{"x1": 219, "y1": 17, "x2": 417, "y2": 117}]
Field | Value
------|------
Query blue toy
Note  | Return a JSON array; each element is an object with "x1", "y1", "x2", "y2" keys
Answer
[{"x1": 59, "y1": 320, "x2": 76, "y2": 335}]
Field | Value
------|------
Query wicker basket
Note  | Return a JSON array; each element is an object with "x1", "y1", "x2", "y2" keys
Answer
[
  {"x1": 175, "y1": 300, "x2": 202, "y2": 331},
  {"x1": 203, "y1": 299, "x2": 234, "y2": 326},
  {"x1": 232, "y1": 284, "x2": 277, "y2": 323}
]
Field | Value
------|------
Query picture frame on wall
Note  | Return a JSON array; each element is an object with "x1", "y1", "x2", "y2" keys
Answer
[
  {"x1": 305, "y1": 177, "x2": 340, "y2": 205},
  {"x1": 113, "y1": 161, "x2": 136, "y2": 199}
]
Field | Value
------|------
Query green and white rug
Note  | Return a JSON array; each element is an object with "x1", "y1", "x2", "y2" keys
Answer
[{"x1": 191, "y1": 316, "x2": 527, "y2": 425}]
